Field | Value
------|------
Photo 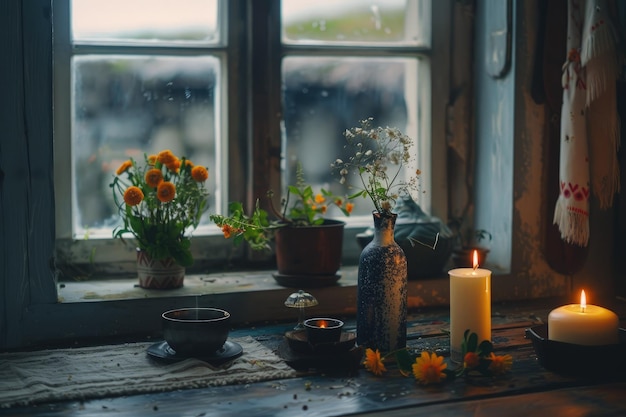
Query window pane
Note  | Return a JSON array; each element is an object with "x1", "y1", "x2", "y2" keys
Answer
[
  {"x1": 282, "y1": 0, "x2": 429, "y2": 46},
  {"x1": 72, "y1": 0, "x2": 219, "y2": 44},
  {"x1": 281, "y1": 56, "x2": 421, "y2": 218},
  {"x1": 72, "y1": 55, "x2": 219, "y2": 237}
]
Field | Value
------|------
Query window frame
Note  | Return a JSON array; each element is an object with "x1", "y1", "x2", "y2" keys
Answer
[
  {"x1": 53, "y1": 0, "x2": 242, "y2": 277},
  {"x1": 1, "y1": 0, "x2": 468, "y2": 349},
  {"x1": 51, "y1": 0, "x2": 451, "y2": 278}
]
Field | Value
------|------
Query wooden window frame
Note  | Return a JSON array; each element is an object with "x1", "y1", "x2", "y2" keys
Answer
[{"x1": 1, "y1": 0, "x2": 467, "y2": 349}]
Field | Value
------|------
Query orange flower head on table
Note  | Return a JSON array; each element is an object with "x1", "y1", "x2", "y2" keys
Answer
[
  {"x1": 363, "y1": 348, "x2": 387, "y2": 376},
  {"x1": 412, "y1": 351, "x2": 447, "y2": 385},
  {"x1": 361, "y1": 329, "x2": 514, "y2": 388},
  {"x1": 487, "y1": 353, "x2": 513, "y2": 376}
]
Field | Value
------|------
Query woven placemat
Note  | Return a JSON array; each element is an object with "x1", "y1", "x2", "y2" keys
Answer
[{"x1": 0, "y1": 336, "x2": 296, "y2": 408}]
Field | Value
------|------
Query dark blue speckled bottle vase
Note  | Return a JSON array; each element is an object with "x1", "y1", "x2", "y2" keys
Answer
[{"x1": 357, "y1": 212, "x2": 408, "y2": 352}]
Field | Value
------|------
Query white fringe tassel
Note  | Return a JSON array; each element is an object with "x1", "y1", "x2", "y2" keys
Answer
[{"x1": 553, "y1": 197, "x2": 590, "y2": 247}]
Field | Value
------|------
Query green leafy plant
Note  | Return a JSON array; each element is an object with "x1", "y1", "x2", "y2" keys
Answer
[
  {"x1": 331, "y1": 117, "x2": 421, "y2": 216},
  {"x1": 210, "y1": 164, "x2": 353, "y2": 250},
  {"x1": 110, "y1": 149, "x2": 210, "y2": 267},
  {"x1": 476, "y1": 229, "x2": 492, "y2": 245},
  {"x1": 449, "y1": 215, "x2": 492, "y2": 250}
]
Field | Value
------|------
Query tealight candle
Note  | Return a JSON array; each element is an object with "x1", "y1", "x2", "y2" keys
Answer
[
  {"x1": 449, "y1": 250, "x2": 491, "y2": 362},
  {"x1": 548, "y1": 290, "x2": 619, "y2": 345},
  {"x1": 304, "y1": 318, "x2": 344, "y2": 345}
]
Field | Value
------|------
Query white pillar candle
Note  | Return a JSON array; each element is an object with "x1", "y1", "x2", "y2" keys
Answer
[
  {"x1": 548, "y1": 290, "x2": 619, "y2": 346},
  {"x1": 449, "y1": 251, "x2": 491, "y2": 362}
]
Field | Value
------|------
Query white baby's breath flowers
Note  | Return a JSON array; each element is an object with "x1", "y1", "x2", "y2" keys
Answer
[{"x1": 331, "y1": 117, "x2": 421, "y2": 216}]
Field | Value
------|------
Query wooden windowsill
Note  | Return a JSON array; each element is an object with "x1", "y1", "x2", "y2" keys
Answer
[
  {"x1": 56, "y1": 265, "x2": 519, "y2": 323},
  {"x1": 34, "y1": 266, "x2": 536, "y2": 350}
]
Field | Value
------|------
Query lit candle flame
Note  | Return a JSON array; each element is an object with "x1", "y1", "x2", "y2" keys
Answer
[
  {"x1": 472, "y1": 250, "x2": 479, "y2": 271},
  {"x1": 580, "y1": 290, "x2": 586, "y2": 313},
  {"x1": 318, "y1": 320, "x2": 327, "y2": 329}
]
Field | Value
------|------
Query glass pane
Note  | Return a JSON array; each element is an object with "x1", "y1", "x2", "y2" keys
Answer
[
  {"x1": 282, "y1": 0, "x2": 429, "y2": 46},
  {"x1": 72, "y1": 0, "x2": 219, "y2": 44},
  {"x1": 72, "y1": 55, "x2": 219, "y2": 237},
  {"x1": 281, "y1": 56, "x2": 421, "y2": 218}
]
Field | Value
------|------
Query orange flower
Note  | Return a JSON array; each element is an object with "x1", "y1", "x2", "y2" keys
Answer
[
  {"x1": 221, "y1": 224, "x2": 234, "y2": 239},
  {"x1": 487, "y1": 353, "x2": 512, "y2": 375},
  {"x1": 157, "y1": 181, "x2": 176, "y2": 203},
  {"x1": 314, "y1": 193, "x2": 325, "y2": 204},
  {"x1": 144, "y1": 168, "x2": 163, "y2": 188},
  {"x1": 191, "y1": 165, "x2": 209, "y2": 182},
  {"x1": 157, "y1": 149, "x2": 177, "y2": 165},
  {"x1": 116, "y1": 160, "x2": 133, "y2": 175},
  {"x1": 185, "y1": 159, "x2": 194, "y2": 168},
  {"x1": 334, "y1": 198, "x2": 343, "y2": 207},
  {"x1": 345, "y1": 202, "x2": 354, "y2": 214},
  {"x1": 320, "y1": 205, "x2": 327, "y2": 214},
  {"x1": 412, "y1": 351, "x2": 447, "y2": 385},
  {"x1": 363, "y1": 348, "x2": 387, "y2": 376},
  {"x1": 166, "y1": 158, "x2": 181, "y2": 173},
  {"x1": 147, "y1": 154, "x2": 158, "y2": 165},
  {"x1": 123, "y1": 186, "x2": 144, "y2": 206},
  {"x1": 463, "y1": 352, "x2": 480, "y2": 370}
]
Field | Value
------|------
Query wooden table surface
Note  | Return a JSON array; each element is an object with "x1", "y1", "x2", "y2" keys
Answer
[{"x1": 1, "y1": 298, "x2": 625, "y2": 417}]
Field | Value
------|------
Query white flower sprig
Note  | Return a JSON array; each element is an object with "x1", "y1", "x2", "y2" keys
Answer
[{"x1": 331, "y1": 117, "x2": 421, "y2": 216}]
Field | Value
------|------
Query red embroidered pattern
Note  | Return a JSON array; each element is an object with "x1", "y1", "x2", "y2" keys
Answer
[
  {"x1": 566, "y1": 206, "x2": 589, "y2": 216},
  {"x1": 560, "y1": 181, "x2": 590, "y2": 202}
]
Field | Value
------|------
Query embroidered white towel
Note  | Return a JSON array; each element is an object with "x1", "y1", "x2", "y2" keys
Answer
[{"x1": 553, "y1": 0, "x2": 620, "y2": 246}]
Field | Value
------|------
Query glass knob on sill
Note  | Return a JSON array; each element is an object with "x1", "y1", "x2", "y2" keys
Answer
[{"x1": 284, "y1": 290, "x2": 318, "y2": 330}]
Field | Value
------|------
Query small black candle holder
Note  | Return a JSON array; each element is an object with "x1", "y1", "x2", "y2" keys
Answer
[{"x1": 304, "y1": 318, "x2": 344, "y2": 345}]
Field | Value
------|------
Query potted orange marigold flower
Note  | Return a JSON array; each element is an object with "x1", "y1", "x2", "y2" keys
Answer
[
  {"x1": 111, "y1": 149, "x2": 210, "y2": 289},
  {"x1": 210, "y1": 163, "x2": 353, "y2": 287}
]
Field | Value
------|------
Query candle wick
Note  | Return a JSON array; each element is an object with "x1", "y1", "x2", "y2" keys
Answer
[
  {"x1": 473, "y1": 264, "x2": 478, "y2": 271},
  {"x1": 580, "y1": 305, "x2": 586, "y2": 313}
]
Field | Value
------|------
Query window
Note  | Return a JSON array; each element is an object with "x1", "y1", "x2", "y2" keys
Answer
[
  {"x1": 280, "y1": 0, "x2": 433, "y2": 218},
  {"x1": 4, "y1": 0, "x2": 579, "y2": 350},
  {"x1": 53, "y1": 0, "x2": 228, "y2": 276},
  {"x1": 53, "y1": 0, "x2": 450, "y2": 278}
]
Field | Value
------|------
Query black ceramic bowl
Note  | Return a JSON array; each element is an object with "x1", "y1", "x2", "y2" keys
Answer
[
  {"x1": 525, "y1": 324, "x2": 626, "y2": 377},
  {"x1": 162, "y1": 308, "x2": 231, "y2": 356}
]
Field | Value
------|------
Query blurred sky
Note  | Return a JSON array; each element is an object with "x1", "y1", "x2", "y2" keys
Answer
[{"x1": 71, "y1": 0, "x2": 406, "y2": 37}]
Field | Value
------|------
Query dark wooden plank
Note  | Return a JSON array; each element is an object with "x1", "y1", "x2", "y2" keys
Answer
[
  {"x1": 0, "y1": 350, "x2": 617, "y2": 417},
  {"x1": 349, "y1": 383, "x2": 626, "y2": 417},
  {"x1": 22, "y1": 0, "x2": 57, "y2": 305},
  {"x1": 0, "y1": 0, "x2": 56, "y2": 350}
]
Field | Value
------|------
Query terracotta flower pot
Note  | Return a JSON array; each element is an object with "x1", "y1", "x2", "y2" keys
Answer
[
  {"x1": 273, "y1": 220, "x2": 345, "y2": 287},
  {"x1": 136, "y1": 249, "x2": 185, "y2": 289}
]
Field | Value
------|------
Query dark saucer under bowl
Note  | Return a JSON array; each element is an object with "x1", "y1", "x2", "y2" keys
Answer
[
  {"x1": 147, "y1": 340, "x2": 243, "y2": 365},
  {"x1": 272, "y1": 273, "x2": 341, "y2": 288},
  {"x1": 525, "y1": 324, "x2": 626, "y2": 377},
  {"x1": 285, "y1": 329, "x2": 356, "y2": 355}
]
